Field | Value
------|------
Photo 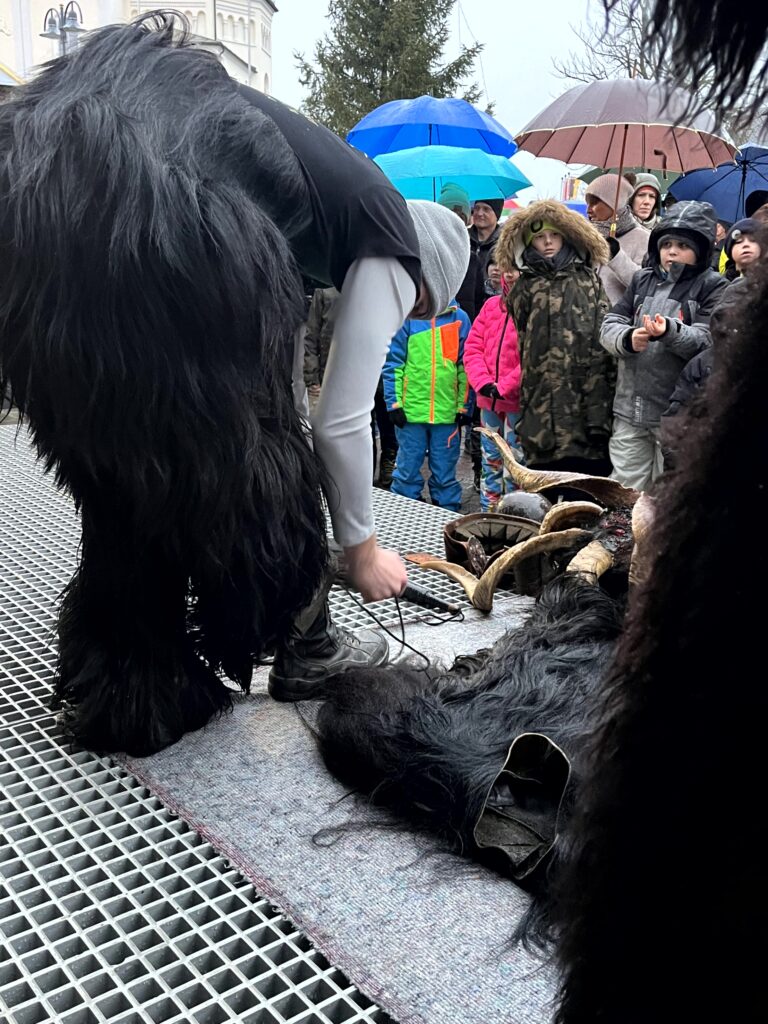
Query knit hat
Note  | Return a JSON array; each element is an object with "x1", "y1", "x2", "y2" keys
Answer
[
  {"x1": 724, "y1": 217, "x2": 760, "y2": 259},
  {"x1": 745, "y1": 190, "x2": 768, "y2": 218},
  {"x1": 438, "y1": 181, "x2": 471, "y2": 218},
  {"x1": 473, "y1": 197, "x2": 504, "y2": 219},
  {"x1": 407, "y1": 199, "x2": 471, "y2": 317},
  {"x1": 630, "y1": 173, "x2": 662, "y2": 200},
  {"x1": 524, "y1": 220, "x2": 560, "y2": 247},
  {"x1": 656, "y1": 229, "x2": 702, "y2": 261},
  {"x1": 584, "y1": 173, "x2": 633, "y2": 212}
]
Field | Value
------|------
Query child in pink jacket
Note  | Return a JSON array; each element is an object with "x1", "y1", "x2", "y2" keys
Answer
[{"x1": 464, "y1": 269, "x2": 523, "y2": 511}]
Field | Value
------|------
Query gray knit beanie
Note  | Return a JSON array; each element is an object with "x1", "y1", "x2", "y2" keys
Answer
[
  {"x1": 631, "y1": 172, "x2": 662, "y2": 199},
  {"x1": 407, "y1": 199, "x2": 471, "y2": 317}
]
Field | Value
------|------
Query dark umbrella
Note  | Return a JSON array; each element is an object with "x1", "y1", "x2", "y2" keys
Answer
[
  {"x1": 668, "y1": 143, "x2": 768, "y2": 221},
  {"x1": 516, "y1": 78, "x2": 735, "y2": 231}
]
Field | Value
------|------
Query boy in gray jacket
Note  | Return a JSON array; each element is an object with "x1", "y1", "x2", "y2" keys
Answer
[{"x1": 600, "y1": 200, "x2": 728, "y2": 491}]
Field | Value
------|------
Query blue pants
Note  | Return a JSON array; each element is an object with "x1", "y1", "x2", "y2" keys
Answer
[
  {"x1": 479, "y1": 407, "x2": 524, "y2": 511},
  {"x1": 391, "y1": 422, "x2": 462, "y2": 511}
]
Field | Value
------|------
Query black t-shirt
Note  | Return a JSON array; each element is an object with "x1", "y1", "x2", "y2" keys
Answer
[{"x1": 237, "y1": 87, "x2": 421, "y2": 295}]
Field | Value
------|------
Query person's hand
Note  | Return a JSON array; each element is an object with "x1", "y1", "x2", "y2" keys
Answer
[
  {"x1": 642, "y1": 313, "x2": 668, "y2": 338},
  {"x1": 456, "y1": 411, "x2": 473, "y2": 427},
  {"x1": 607, "y1": 236, "x2": 620, "y2": 260},
  {"x1": 631, "y1": 328, "x2": 651, "y2": 352},
  {"x1": 388, "y1": 408, "x2": 407, "y2": 429},
  {"x1": 343, "y1": 535, "x2": 408, "y2": 603},
  {"x1": 307, "y1": 383, "x2": 321, "y2": 397},
  {"x1": 478, "y1": 382, "x2": 501, "y2": 399}
]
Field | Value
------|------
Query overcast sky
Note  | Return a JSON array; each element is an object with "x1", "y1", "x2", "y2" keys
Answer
[{"x1": 270, "y1": 0, "x2": 599, "y2": 199}]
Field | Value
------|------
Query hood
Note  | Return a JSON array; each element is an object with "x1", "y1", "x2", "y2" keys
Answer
[
  {"x1": 648, "y1": 200, "x2": 717, "y2": 269},
  {"x1": 495, "y1": 199, "x2": 610, "y2": 272}
]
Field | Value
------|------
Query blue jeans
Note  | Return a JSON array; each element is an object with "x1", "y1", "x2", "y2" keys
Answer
[
  {"x1": 391, "y1": 422, "x2": 463, "y2": 511},
  {"x1": 479, "y1": 407, "x2": 523, "y2": 511}
]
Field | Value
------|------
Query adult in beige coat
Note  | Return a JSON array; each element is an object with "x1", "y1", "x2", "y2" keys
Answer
[{"x1": 585, "y1": 173, "x2": 651, "y2": 306}]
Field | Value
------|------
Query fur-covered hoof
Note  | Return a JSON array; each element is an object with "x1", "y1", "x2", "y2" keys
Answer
[{"x1": 53, "y1": 650, "x2": 234, "y2": 757}]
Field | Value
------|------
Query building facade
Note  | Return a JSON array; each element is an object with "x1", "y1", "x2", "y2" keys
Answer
[{"x1": 0, "y1": 0, "x2": 276, "y2": 91}]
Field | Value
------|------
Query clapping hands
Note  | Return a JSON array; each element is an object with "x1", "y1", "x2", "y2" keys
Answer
[{"x1": 631, "y1": 314, "x2": 667, "y2": 352}]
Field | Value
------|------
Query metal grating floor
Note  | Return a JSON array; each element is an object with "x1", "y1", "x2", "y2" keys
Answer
[{"x1": 2, "y1": 425, "x2": 504, "y2": 1023}]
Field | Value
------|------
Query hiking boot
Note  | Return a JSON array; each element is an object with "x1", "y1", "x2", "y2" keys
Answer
[
  {"x1": 268, "y1": 622, "x2": 388, "y2": 702},
  {"x1": 377, "y1": 449, "x2": 397, "y2": 490},
  {"x1": 268, "y1": 572, "x2": 388, "y2": 702}
]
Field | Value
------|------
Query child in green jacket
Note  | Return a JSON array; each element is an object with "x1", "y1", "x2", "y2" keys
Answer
[{"x1": 383, "y1": 302, "x2": 471, "y2": 510}]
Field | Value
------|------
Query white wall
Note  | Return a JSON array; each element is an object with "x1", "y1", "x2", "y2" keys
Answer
[{"x1": 0, "y1": 0, "x2": 275, "y2": 91}]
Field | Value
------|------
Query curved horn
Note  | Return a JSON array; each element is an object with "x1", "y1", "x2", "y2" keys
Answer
[
  {"x1": 411, "y1": 559, "x2": 481, "y2": 605},
  {"x1": 566, "y1": 539, "x2": 614, "y2": 580},
  {"x1": 628, "y1": 492, "x2": 655, "y2": 588},
  {"x1": 472, "y1": 529, "x2": 593, "y2": 611},
  {"x1": 477, "y1": 428, "x2": 640, "y2": 508},
  {"x1": 539, "y1": 501, "x2": 604, "y2": 535}
]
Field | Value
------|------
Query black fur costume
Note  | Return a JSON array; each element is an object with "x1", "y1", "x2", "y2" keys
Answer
[{"x1": 0, "y1": 14, "x2": 329, "y2": 755}]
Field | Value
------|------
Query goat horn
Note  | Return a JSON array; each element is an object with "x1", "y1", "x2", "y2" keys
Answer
[
  {"x1": 477, "y1": 428, "x2": 641, "y2": 508},
  {"x1": 566, "y1": 539, "x2": 614, "y2": 580},
  {"x1": 539, "y1": 501, "x2": 604, "y2": 535},
  {"x1": 628, "y1": 492, "x2": 655, "y2": 588},
  {"x1": 411, "y1": 559, "x2": 482, "y2": 605},
  {"x1": 472, "y1": 529, "x2": 593, "y2": 611}
]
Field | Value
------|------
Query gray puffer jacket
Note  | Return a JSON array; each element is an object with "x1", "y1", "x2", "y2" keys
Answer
[{"x1": 600, "y1": 201, "x2": 729, "y2": 427}]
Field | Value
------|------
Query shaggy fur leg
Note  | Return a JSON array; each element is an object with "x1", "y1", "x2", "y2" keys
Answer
[
  {"x1": 0, "y1": 16, "x2": 330, "y2": 754},
  {"x1": 315, "y1": 576, "x2": 625, "y2": 942},
  {"x1": 54, "y1": 504, "x2": 233, "y2": 756}
]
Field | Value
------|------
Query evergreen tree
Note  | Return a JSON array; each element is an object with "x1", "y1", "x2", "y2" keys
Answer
[{"x1": 295, "y1": 0, "x2": 487, "y2": 137}]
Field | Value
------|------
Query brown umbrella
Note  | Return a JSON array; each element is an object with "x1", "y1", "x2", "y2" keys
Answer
[{"x1": 516, "y1": 78, "x2": 735, "y2": 228}]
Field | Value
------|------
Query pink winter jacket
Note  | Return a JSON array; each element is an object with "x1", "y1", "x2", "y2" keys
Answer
[{"x1": 464, "y1": 294, "x2": 521, "y2": 413}]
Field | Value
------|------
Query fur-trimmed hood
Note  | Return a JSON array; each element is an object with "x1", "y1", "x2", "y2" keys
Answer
[{"x1": 495, "y1": 199, "x2": 610, "y2": 272}]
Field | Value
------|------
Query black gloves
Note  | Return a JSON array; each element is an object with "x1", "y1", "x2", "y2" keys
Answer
[
  {"x1": 478, "y1": 382, "x2": 501, "y2": 400},
  {"x1": 456, "y1": 412, "x2": 473, "y2": 427},
  {"x1": 388, "y1": 408, "x2": 407, "y2": 429},
  {"x1": 607, "y1": 236, "x2": 620, "y2": 260}
]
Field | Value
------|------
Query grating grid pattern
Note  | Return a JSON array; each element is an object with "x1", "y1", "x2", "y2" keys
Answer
[
  {"x1": 1, "y1": 427, "x2": 460, "y2": 1023},
  {"x1": 0, "y1": 719, "x2": 391, "y2": 1024}
]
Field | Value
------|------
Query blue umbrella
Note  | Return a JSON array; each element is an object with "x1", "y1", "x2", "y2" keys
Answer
[
  {"x1": 348, "y1": 95, "x2": 517, "y2": 158},
  {"x1": 668, "y1": 143, "x2": 768, "y2": 222},
  {"x1": 373, "y1": 145, "x2": 531, "y2": 202}
]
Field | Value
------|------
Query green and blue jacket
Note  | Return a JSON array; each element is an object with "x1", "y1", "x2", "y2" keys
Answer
[{"x1": 383, "y1": 303, "x2": 471, "y2": 425}]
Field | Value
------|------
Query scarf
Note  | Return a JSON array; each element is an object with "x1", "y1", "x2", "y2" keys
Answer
[
  {"x1": 523, "y1": 241, "x2": 578, "y2": 274},
  {"x1": 591, "y1": 204, "x2": 637, "y2": 239}
]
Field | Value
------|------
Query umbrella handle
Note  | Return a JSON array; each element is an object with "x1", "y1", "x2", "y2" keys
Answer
[{"x1": 610, "y1": 124, "x2": 630, "y2": 238}]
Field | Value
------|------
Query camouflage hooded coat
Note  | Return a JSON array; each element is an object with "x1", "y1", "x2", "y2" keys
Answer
[{"x1": 494, "y1": 200, "x2": 615, "y2": 465}]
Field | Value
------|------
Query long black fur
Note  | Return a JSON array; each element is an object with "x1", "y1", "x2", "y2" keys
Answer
[
  {"x1": 0, "y1": 13, "x2": 329, "y2": 754},
  {"x1": 315, "y1": 574, "x2": 624, "y2": 943},
  {"x1": 549, "y1": 256, "x2": 768, "y2": 1023}
]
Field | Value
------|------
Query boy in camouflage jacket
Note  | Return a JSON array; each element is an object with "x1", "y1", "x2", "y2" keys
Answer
[{"x1": 494, "y1": 199, "x2": 615, "y2": 477}]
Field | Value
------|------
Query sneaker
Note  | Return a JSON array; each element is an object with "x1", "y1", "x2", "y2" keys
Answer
[{"x1": 268, "y1": 625, "x2": 389, "y2": 702}]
